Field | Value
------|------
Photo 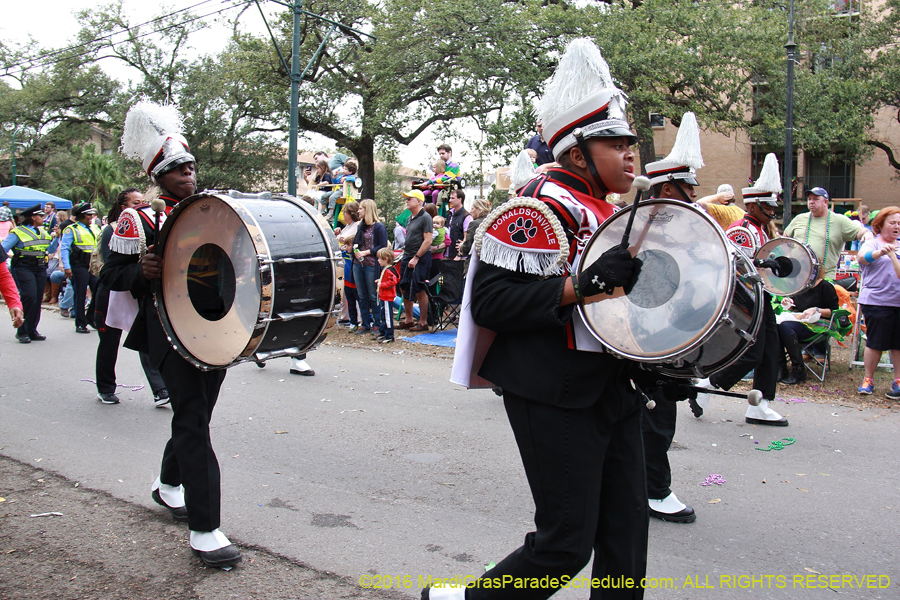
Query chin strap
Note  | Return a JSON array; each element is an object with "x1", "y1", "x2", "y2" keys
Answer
[
  {"x1": 668, "y1": 179, "x2": 694, "y2": 204},
  {"x1": 573, "y1": 129, "x2": 609, "y2": 198}
]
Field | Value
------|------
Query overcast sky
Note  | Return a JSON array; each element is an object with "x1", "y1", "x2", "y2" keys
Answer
[{"x1": 2, "y1": 0, "x2": 462, "y2": 173}]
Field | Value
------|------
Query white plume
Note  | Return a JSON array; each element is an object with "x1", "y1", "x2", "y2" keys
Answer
[
  {"x1": 665, "y1": 112, "x2": 704, "y2": 170},
  {"x1": 121, "y1": 100, "x2": 187, "y2": 161},
  {"x1": 509, "y1": 150, "x2": 537, "y2": 191},
  {"x1": 755, "y1": 153, "x2": 783, "y2": 193},
  {"x1": 538, "y1": 38, "x2": 617, "y2": 126}
]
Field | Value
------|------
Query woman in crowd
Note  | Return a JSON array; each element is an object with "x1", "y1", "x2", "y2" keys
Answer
[
  {"x1": 457, "y1": 198, "x2": 492, "y2": 276},
  {"x1": 351, "y1": 199, "x2": 388, "y2": 335},
  {"x1": 856, "y1": 206, "x2": 900, "y2": 398},
  {"x1": 777, "y1": 264, "x2": 839, "y2": 385},
  {"x1": 337, "y1": 202, "x2": 361, "y2": 331},
  {"x1": 308, "y1": 159, "x2": 334, "y2": 215}
]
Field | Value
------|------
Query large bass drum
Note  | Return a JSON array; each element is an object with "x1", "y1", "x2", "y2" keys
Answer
[
  {"x1": 756, "y1": 237, "x2": 819, "y2": 297},
  {"x1": 155, "y1": 191, "x2": 342, "y2": 370},
  {"x1": 577, "y1": 199, "x2": 763, "y2": 378}
]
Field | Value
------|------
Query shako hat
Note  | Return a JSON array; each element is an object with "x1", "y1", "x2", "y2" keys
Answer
[
  {"x1": 742, "y1": 153, "x2": 782, "y2": 205},
  {"x1": 121, "y1": 100, "x2": 195, "y2": 181},
  {"x1": 645, "y1": 112, "x2": 704, "y2": 187},
  {"x1": 538, "y1": 39, "x2": 636, "y2": 161}
]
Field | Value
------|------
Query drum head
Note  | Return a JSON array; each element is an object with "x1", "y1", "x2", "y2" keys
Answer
[
  {"x1": 757, "y1": 238, "x2": 818, "y2": 296},
  {"x1": 578, "y1": 200, "x2": 735, "y2": 361},
  {"x1": 160, "y1": 195, "x2": 264, "y2": 367}
]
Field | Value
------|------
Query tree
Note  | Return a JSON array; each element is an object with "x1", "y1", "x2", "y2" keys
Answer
[{"x1": 45, "y1": 144, "x2": 130, "y2": 212}]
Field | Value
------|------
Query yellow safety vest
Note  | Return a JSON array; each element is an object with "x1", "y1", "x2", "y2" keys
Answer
[
  {"x1": 11, "y1": 225, "x2": 51, "y2": 259},
  {"x1": 70, "y1": 222, "x2": 101, "y2": 252}
]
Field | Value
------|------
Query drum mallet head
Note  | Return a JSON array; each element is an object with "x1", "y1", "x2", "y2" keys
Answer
[
  {"x1": 747, "y1": 389, "x2": 762, "y2": 406},
  {"x1": 620, "y1": 176, "x2": 652, "y2": 249},
  {"x1": 150, "y1": 199, "x2": 166, "y2": 213},
  {"x1": 632, "y1": 175, "x2": 651, "y2": 193}
]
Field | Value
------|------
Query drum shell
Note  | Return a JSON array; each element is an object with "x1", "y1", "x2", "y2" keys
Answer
[
  {"x1": 576, "y1": 199, "x2": 763, "y2": 378},
  {"x1": 156, "y1": 192, "x2": 341, "y2": 370},
  {"x1": 756, "y1": 237, "x2": 819, "y2": 297}
]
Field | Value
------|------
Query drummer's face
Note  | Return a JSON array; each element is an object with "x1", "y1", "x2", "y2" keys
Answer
[
  {"x1": 585, "y1": 137, "x2": 635, "y2": 195},
  {"x1": 158, "y1": 162, "x2": 197, "y2": 200}
]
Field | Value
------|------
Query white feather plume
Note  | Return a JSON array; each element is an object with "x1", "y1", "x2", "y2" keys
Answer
[
  {"x1": 755, "y1": 153, "x2": 783, "y2": 194},
  {"x1": 510, "y1": 150, "x2": 537, "y2": 191},
  {"x1": 665, "y1": 112, "x2": 704, "y2": 170},
  {"x1": 121, "y1": 100, "x2": 187, "y2": 161},
  {"x1": 538, "y1": 38, "x2": 617, "y2": 126}
]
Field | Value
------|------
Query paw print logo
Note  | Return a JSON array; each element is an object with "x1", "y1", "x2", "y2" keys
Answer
[{"x1": 508, "y1": 217, "x2": 538, "y2": 245}]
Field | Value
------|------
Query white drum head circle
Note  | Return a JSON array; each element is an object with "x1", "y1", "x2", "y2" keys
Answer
[
  {"x1": 578, "y1": 200, "x2": 735, "y2": 362},
  {"x1": 757, "y1": 237, "x2": 818, "y2": 297},
  {"x1": 160, "y1": 196, "x2": 263, "y2": 367}
]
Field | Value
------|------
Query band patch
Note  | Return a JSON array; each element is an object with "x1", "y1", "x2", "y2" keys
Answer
[
  {"x1": 475, "y1": 198, "x2": 569, "y2": 276},
  {"x1": 109, "y1": 208, "x2": 147, "y2": 256},
  {"x1": 725, "y1": 225, "x2": 759, "y2": 257}
]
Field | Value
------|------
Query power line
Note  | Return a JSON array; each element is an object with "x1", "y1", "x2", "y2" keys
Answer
[{"x1": 4, "y1": 0, "x2": 251, "y2": 74}]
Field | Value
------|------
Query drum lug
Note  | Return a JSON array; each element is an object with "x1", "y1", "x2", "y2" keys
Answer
[
  {"x1": 260, "y1": 256, "x2": 331, "y2": 264},
  {"x1": 260, "y1": 309, "x2": 327, "y2": 323},
  {"x1": 735, "y1": 329, "x2": 755, "y2": 342},
  {"x1": 743, "y1": 272, "x2": 763, "y2": 284}
]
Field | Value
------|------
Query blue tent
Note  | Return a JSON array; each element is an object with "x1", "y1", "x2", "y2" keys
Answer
[{"x1": 0, "y1": 186, "x2": 73, "y2": 210}]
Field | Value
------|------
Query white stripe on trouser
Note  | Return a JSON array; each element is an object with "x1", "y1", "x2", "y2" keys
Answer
[{"x1": 381, "y1": 300, "x2": 394, "y2": 337}]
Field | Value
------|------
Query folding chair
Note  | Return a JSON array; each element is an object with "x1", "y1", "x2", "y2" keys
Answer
[
  {"x1": 424, "y1": 260, "x2": 464, "y2": 332},
  {"x1": 799, "y1": 308, "x2": 852, "y2": 381}
]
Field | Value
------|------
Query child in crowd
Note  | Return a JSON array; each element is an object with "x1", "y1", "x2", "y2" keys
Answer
[
  {"x1": 430, "y1": 214, "x2": 447, "y2": 279},
  {"x1": 326, "y1": 159, "x2": 358, "y2": 220},
  {"x1": 424, "y1": 160, "x2": 452, "y2": 207},
  {"x1": 375, "y1": 247, "x2": 400, "y2": 343}
]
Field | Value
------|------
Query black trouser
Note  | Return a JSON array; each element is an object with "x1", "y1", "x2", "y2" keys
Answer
[
  {"x1": 158, "y1": 351, "x2": 227, "y2": 532},
  {"x1": 641, "y1": 392, "x2": 677, "y2": 501},
  {"x1": 71, "y1": 262, "x2": 98, "y2": 329},
  {"x1": 14, "y1": 262, "x2": 46, "y2": 338},
  {"x1": 711, "y1": 296, "x2": 779, "y2": 400},
  {"x1": 95, "y1": 325, "x2": 165, "y2": 396},
  {"x1": 468, "y1": 390, "x2": 647, "y2": 600}
]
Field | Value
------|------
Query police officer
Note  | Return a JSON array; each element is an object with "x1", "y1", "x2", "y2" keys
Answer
[
  {"x1": 2, "y1": 204, "x2": 59, "y2": 343},
  {"x1": 60, "y1": 203, "x2": 101, "y2": 333}
]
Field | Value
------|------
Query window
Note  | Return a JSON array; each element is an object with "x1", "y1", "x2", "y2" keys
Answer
[
  {"x1": 804, "y1": 154, "x2": 854, "y2": 199},
  {"x1": 649, "y1": 113, "x2": 665, "y2": 128}
]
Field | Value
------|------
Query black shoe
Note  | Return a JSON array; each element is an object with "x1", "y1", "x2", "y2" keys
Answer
[
  {"x1": 16, "y1": 334, "x2": 31, "y2": 344},
  {"x1": 649, "y1": 506, "x2": 697, "y2": 523},
  {"x1": 290, "y1": 368, "x2": 315, "y2": 376},
  {"x1": 75, "y1": 326, "x2": 90, "y2": 334},
  {"x1": 151, "y1": 488, "x2": 188, "y2": 522},
  {"x1": 781, "y1": 364, "x2": 807, "y2": 385},
  {"x1": 191, "y1": 545, "x2": 242, "y2": 568},
  {"x1": 153, "y1": 389, "x2": 170, "y2": 407},
  {"x1": 97, "y1": 392, "x2": 121, "y2": 404},
  {"x1": 30, "y1": 333, "x2": 46, "y2": 341},
  {"x1": 60, "y1": 309, "x2": 70, "y2": 318},
  {"x1": 745, "y1": 416, "x2": 789, "y2": 426}
]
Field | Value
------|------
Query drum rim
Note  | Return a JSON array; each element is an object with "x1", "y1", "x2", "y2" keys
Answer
[
  {"x1": 757, "y1": 237, "x2": 819, "y2": 297},
  {"x1": 155, "y1": 191, "x2": 274, "y2": 370},
  {"x1": 577, "y1": 198, "x2": 739, "y2": 363}
]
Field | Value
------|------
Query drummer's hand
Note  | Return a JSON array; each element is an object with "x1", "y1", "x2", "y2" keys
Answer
[
  {"x1": 141, "y1": 245, "x2": 163, "y2": 280},
  {"x1": 579, "y1": 246, "x2": 637, "y2": 296},
  {"x1": 10, "y1": 306, "x2": 24, "y2": 328}
]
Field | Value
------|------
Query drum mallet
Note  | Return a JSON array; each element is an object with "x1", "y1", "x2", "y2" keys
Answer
[
  {"x1": 619, "y1": 176, "x2": 651, "y2": 250},
  {"x1": 685, "y1": 386, "x2": 763, "y2": 406},
  {"x1": 150, "y1": 198, "x2": 166, "y2": 291}
]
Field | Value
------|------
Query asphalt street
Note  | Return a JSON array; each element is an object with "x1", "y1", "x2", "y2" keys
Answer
[{"x1": 1, "y1": 309, "x2": 898, "y2": 599}]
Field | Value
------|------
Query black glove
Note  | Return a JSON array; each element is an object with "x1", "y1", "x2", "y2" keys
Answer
[
  {"x1": 630, "y1": 365, "x2": 696, "y2": 402},
  {"x1": 579, "y1": 246, "x2": 639, "y2": 297}
]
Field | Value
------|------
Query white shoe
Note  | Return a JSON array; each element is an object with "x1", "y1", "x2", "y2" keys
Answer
[
  {"x1": 289, "y1": 358, "x2": 315, "y2": 376},
  {"x1": 745, "y1": 398, "x2": 789, "y2": 426},
  {"x1": 648, "y1": 492, "x2": 696, "y2": 523},
  {"x1": 424, "y1": 586, "x2": 467, "y2": 600},
  {"x1": 694, "y1": 378, "x2": 712, "y2": 411}
]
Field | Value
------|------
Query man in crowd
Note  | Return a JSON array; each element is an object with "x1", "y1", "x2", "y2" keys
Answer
[
  {"x1": 698, "y1": 183, "x2": 745, "y2": 231},
  {"x1": 783, "y1": 186, "x2": 872, "y2": 279},
  {"x1": 445, "y1": 189, "x2": 468, "y2": 262},
  {"x1": 397, "y1": 190, "x2": 432, "y2": 333},
  {"x1": 525, "y1": 118, "x2": 554, "y2": 166},
  {"x1": 60, "y1": 203, "x2": 101, "y2": 334}
]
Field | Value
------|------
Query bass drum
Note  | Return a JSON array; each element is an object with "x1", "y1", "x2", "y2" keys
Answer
[
  {"x1": 577, "y1": 199, "x2": 763, "y2": 378},
  {"x1": 156, "y1": 191, "x2": 342, "y2": 370},
  {"x1": 756, "y1": 237, "x2": 819, "y2": 297}
]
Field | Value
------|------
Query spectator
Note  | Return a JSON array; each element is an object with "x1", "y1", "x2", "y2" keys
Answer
[
  {"x1": 307, "y1": 159, "x2": 333, "y2": 215},
  {"x1": 325, "y1": 159, "x2": 358, "y2": 221},
  {"x1": 855, "y1": 206, "x2": 900, "y2": 398},
  {"x1": 93, "y1": 188, "x2": 168, "y2": 405},
  {"x1": 445, "y1": 189, "x2": 469, "y2": 261},
  {"x1": 430, "y1": 214, "x2": 448, "y2": 278},
  {"x1": 43, "y1": 201, "x2": 58, "y2": 231},
  {"x1": 423, "y1": 159, "x2": 453, "y2": 207},
  {"x1": 351, "y1": 199, "x2": 388, "y2": 335},
  {"x1": 697, "y1": 183, "x2": 745, "y2": 231},
  {"x1": 393, "y1": 210, "x2": 409, "y2": 252},
  {"x1": 0, "y1": 201, "x2": 14, "y2": 240},
  {"x1": 458, "y1": 197, "x2": 492, "y2": 276},
  {"x1": 337, "y1": 201, "x2": 361, "y2": 333},
  {"x1": 314, "y1": 150, "x2": 349, "y2": 175},
  {"x1": 423, "y1": 204, "x2": 443, "y2": 279},
  {"x1": 783, "y1": 187, "x2": 873, "y2": 279},
  {"x1": 396, "y1": 190, "x2": 432, "y2": 332},
  {"x1": 525, "y1": 118, "x2": 554, "y2": 166},
  {"x1": 437, "y1": 144, "x2": 460, "y2": 179},
  {"x1": 777, "y1": 266, "x2": 839, "y2": 385},
  {"x1": 375, "y1": 247, "x2": 400, "y2": 344},
  {"x1": 0, "y1": 259, "x2": 24, "y2": 330}
]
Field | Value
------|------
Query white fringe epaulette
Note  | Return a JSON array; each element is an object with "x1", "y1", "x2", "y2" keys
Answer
[
  {"x1": 666, "y1": 112, "x2": 704, "y2": 170},
  {"x1": 755, "y1": 153, "x2": 783, "y2": 194},
  {"x1": 108, "y1": 208, "x2": 147, "y2": 256},
  {"x1": 474, "y1": 198, "x2": 569, "y2": 277}
]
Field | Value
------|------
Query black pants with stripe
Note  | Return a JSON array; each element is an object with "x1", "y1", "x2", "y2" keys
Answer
[{"x1": 14, "y1": 262, "x2": 46, "y2": 338}]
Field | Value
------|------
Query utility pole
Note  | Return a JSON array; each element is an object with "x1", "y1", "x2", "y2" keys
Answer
[
  {"x1": 11, "y1": 127, "x2": 23, "y2": 186},
  {"x1": 783, "y1": 0, "x2": 797, "y2": 227}
]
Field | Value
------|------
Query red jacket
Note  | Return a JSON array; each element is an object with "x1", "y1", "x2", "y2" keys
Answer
[
  {"x1": 378, "y1": 265, "x2": 400, "y2": 301},
  {"x1": 0, "y1": 261, "x2": 22, "y2": 311}
]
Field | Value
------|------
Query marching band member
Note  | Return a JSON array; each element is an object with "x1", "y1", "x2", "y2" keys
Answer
[
  {"x1": 639, "y1": 112, "x2": 706, "y2": 524},
  {"x1": 440, "y1": 39, "x2": 694, "y2": 600},
  {"x1": 704, "y1": 154, "x2": 789, "y2": 427},
  {"x1": 101, "y1": 101, "x2": 241, "y2": 568}
]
